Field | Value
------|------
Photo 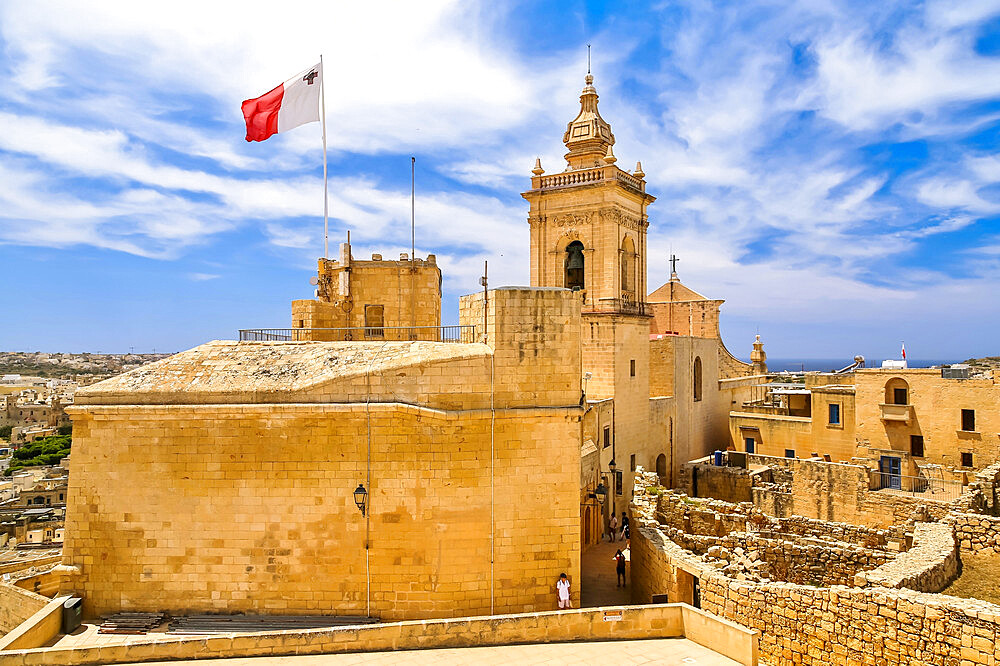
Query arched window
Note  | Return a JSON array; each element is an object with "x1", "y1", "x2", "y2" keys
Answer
[
  {"x1": 884, "y1": 378, "x2": 909, "y2": 405},
  {"x1": 656, "y1": 453, "x2": 667, "y2": 483},
  {"x1": 693, "y1": 356, "x2": 703, "y2": 402},
  {"x1": 565, "y1": 241, "x2": 585, "y2": 290},
  {"x1": 620, "y1": 236, "x2": 635, "y2": 295}
]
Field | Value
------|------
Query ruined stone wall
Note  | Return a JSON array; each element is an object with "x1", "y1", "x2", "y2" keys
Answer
[
  {"x1": 854, "y1": 522, "x2": 958, "y2": 593},
  {"x1": 949, "y1": 512, "x2": 1000, "y2": 555},
  {"x1": 631, "y1": 472, "x2": 1000, "y2": 665}
]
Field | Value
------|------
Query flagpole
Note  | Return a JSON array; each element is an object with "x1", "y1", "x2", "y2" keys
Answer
[{"x1": 321, "y1": 54, "x2": 329, "y2": 259}]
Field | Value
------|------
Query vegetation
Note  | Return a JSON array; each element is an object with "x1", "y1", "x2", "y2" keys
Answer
[
  {"x1": 0, "y1": 425, "x2": 11, "y2": 441},
  {"x1": 57, "y1": 424, "x2": 72, "y2": 436},
  {"x1": 5, "y1": 434, "x2": 71, "y2": 475}
]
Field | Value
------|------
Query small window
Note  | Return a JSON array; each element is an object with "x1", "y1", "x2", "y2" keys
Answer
[
  {"x1": 364, "y1": 304, "x2": 385, "y2": 338},
  {"x1": 744, "y1": 437, "x2": 755, "y2": 454},
  {"x1": 961, "y1": 409, "x2": 976, "y2": 432},
  {"x1": 630, "y1": 454, "x2": 636, "y2": 471},
  {"x1": 828, "y1": 403, "x2": 841, "y2": 425},
  {"x1": 693, "y1": 357, "x2": 703, "y2": 402},
  {"x1": 784, "y1": 449, "x2": 795, "y2": 459},
  {"x1": 893, "y1": 387, "x2": 908, "y2": 405},
  {"x1": 603, "y1": 426, "x2": 611, "y2": 449},
  {"x1": 615, "y1": 471, "x2": 623, "y2": 495},
  {"x1": 630, "y1": 359, "x2": 636, "y2": 377},
  {"x1": 910, "y1": 435, "x2": 924, "y2": 458},
  {"x1": 961, "y1": 452, "x2": 973, "y2": 468}
]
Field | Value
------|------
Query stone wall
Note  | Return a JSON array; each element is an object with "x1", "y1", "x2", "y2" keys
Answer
[
  {"x1": 0, "y1": 584, "x2": 47, "y2": 635},
  {"x1": 949, "y1": 512, "x2": 1000, "y2": 555},
  {"x1": 855, "y1": 522, "x2": 959, "y2": 593},
  {"x1": 1, "y1": 603, "x2": 759, "y2": 666},
  {"x1": 631, "y1": 472, "x2": 1000, "y2": 665},
  {"x1": 64, "y1": 288, "x2": 585, "y2": 621}
]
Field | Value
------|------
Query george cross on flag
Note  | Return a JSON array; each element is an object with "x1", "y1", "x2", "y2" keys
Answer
[{"x1": 241, "y1": 62, "x2": 322, "y2": 142}]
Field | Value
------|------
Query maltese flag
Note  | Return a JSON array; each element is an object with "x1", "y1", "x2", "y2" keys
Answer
[
  {"x1": 901, "y1": 342, "x2": 906, "y2": 360},
  {"x1": 242, "y1": 63, "x2": 321, "y2": 142}
]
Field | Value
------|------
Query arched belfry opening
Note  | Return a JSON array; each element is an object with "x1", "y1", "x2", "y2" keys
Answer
[
  {"x1": 620, "y1": 236, "x2": 635, "y2": 297},
  {"x1": 565, "y1": 241, "x2": 585, "y2": 290}
]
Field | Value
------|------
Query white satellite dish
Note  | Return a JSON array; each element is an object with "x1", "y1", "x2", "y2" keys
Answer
[{"x1": 309, "y1": 276, "x2": 319, "y2": 286}]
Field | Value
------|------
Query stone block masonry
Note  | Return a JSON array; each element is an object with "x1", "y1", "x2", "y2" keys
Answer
[{"x1": 63, "y1": 288, "x2": 584, "y2": 621}]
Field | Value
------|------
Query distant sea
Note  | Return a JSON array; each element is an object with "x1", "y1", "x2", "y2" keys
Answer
[{"x1": 758, "y1": 358, "x2": 960, "y2": 373}]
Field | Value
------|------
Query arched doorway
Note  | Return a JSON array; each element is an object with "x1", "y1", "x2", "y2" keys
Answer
[
  {"x1": 583, "y1": 505, "x2": 592, "y2": 545},
  {"x1": 656, "y1": 453, "x2": 667, "y2": 484}
]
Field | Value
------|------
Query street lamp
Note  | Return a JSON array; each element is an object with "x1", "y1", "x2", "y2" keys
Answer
[
  {"x1": 591, "y1": 482, "x2": 607, "y2": 505},
  {"x1": 353, "y1": 483, "x2": 368, "y2": 516}
]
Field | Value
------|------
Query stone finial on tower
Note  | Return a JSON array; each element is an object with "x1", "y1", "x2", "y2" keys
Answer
[
  {"x1": 603, "y1": 145, "x2": 616, "y2": 164},
  {"x1": 751, "y1": 334, "x2": 768, "y2": 375},
  {"x1": 634, "y1": 161, "x2": 644, "y2": 178},
  {"x1": 532, "y1": 157, "x2": 544, "y2": 176},
  {"x1": 562, "y1": 73, "x2": 615, "y2": 169}
]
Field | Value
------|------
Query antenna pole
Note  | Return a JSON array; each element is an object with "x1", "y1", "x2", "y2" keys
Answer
[
  {"x1": 587, "y1": 44, "x2": 591, "y2": 73},
  {"x1": 410, "y1": 157, "x2": 416, "y2": 337},
  {"x1": 321, "y1": 54, "x2": 329, "y2": 259}
]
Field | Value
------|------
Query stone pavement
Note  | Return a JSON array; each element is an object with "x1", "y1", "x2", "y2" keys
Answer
[
  {"x1": 581, "y1": 538, "x2": 633, "y2": 607},
  {"x1": 126, "y1": 637, "x2": 741, "y2": 665}
]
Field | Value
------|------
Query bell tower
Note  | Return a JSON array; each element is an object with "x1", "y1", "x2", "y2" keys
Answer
[
  {"x1": 522, "y1": 74, "x2": 655, "y2": 311},
  {"x1": 521, "y1": 73, "x2": 655, "y2": 507}
]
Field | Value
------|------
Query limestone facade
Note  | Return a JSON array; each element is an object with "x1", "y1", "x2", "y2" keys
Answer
[
  {"x1": 731, "y1": 367, "x2": 1000, "y2": 479},
  {"x1": 291, "y1": 241, "x2": 442, "y2": 341},
  {"x1": 62, "y1": 288, "x2": 582, "y2": 620}
]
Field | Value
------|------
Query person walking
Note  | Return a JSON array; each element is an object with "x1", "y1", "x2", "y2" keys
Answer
[
  {"x1": 614, "y1": 549, "x2": 627, "y2": 587},
  {"x1": 556, "y1": 573, "x2": 571, "y2": 609},
  {"x1": 619, "y1": 512, "x2": 629, "y2": 541},
  {"x1": 609, "y1": 513, "x2": 618, "y2": 542}
]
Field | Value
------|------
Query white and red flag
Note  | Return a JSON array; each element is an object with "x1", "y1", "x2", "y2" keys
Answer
[
  {"x1": 242, "y1": 63, "x2": 322, "y2": 142},
  {"x1": 901, "y1": 342, "x2": 906, "y2": 360}
]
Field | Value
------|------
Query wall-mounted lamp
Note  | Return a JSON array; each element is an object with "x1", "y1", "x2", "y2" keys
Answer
[
  {"x1": 353, "y1": 483, "x2": 368, "y2": 516},
  {"x1": 589, "y1": 482, "x2": 607, "y2": 505}
]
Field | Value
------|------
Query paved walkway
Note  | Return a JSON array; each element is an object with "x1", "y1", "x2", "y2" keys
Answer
[
  {"x1": 581, "y1": 539, "x2": 632, "y2": 607},
  {"x1": 126, "y1": 637, "x2": 741, "y2": 665}
]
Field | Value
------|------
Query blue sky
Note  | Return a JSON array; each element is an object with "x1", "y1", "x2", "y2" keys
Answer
[{"x1": 1, "y1": 1, "x2": 999, "y2": 360}]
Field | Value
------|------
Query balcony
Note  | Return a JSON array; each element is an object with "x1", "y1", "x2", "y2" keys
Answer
[{"x1": 879, "y1": 403, "x2": 912, "y2": 423}]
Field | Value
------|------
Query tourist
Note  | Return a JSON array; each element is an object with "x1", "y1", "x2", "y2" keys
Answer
[
  {"x1": 609, "y1": 513, "x2": 618, "y2": 542},
  {"x1": 556, "y1": 573, "x2": 571, "y2": 609},
  {"x1": 614, "y1": 549, "x2": 626, "y2": 587},
  {"x1": 620, "y1": 512, "x2": 629, "y2": 541}
]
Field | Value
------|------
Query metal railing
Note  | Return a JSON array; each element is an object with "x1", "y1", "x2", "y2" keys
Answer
[
  {"x1": 587, "y1": 298, "x2": 647, "y2": 316},
  {"x1": 872, "y1": 471, "x2": 964, "y2": 502},
  {"x1": 239, "y1": 325, "x2": 478, "y2": 343}
]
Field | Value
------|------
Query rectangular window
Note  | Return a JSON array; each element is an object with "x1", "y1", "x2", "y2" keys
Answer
[
  {"x1": 364, "y1": 304, "x2": 385, "y2": 338},
  {"x1": 961, "y1": 409, "x2": 976, "y2": 432},
  {"x1": 630, "y1": 359, "x2": 636, "y2": 377},
  {"x1": 962, "y1": 452, "x2": 973, "y2": 468},
  {"x1": 893, "y1": 388, "x2": 908, "y2": 405},
  {"x1": 784, "y1": 449, "x2": 795, "y2": 459},
  {"x1": 630, "y1": 454, "x2": 636, "y2": 472},
  {"x1": 744, "y1": 437, "x2": 755, "y2": 454},
  {"x1": 910, "y1": 435, "x2": 924, "y2": 458},
  {"x1": 603, "y1": 426, "x2": 611, "y2": 449},
  {"x1": 828, "y1": 403, "x2": 841, "y2": 425},
  {"x1": 615, "y1": 471, "x2": 623, "y2": 495}
]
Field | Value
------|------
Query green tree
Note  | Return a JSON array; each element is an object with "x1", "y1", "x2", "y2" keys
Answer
[{"x1": 0, "y1": 425, "x2": 11, "y2": 440}]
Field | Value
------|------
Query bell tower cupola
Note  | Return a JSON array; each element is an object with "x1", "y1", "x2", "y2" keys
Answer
[
  {"x1": 562, "y1": 74, "x2": 616, "y2": 169},
  {"x1": 522, "y1": 73, "x2": 655, "y2": 313}
]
